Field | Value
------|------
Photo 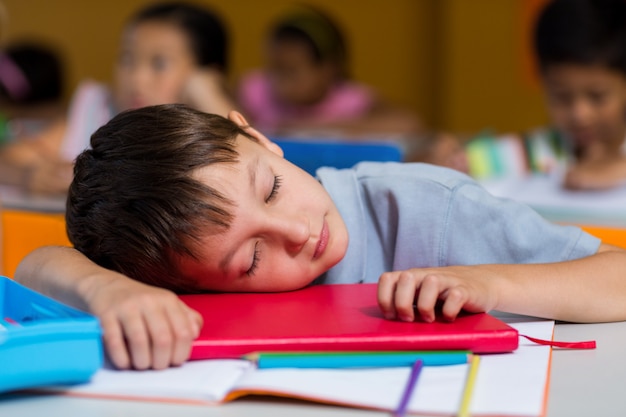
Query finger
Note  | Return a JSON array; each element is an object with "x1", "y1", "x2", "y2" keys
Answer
[
  {"x1": 143, "y1": 308, "x2": 177, "y2": 370},
  {"x1": 415, "y1": 274, "x2": 442, "y2": 322},
  {"x1": 119, "y1": 311, "x2": 152, "y2": 370},
  {"x1": 394, "y1": 272, "x2": 422, "y2": 322},
  {"x1": 100, "y1": 314, "x2": 131, "y2": 369},
  {"x1": 440, "y1": 287, "x2": 467, "y2": 321},
  {"x1": 377, "y1": 272, "x2": 399, "y2": 319},
  {"x1": 167, "y1": 304, "x2": 202, "y2": 367}
]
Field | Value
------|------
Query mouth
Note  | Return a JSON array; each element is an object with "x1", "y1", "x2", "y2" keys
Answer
[
  {"x1": 313, "y1": 219, "x2": 329, "y2": 260},
  {"x1": 569, "y1": 128, "x2": 596, "y2": 145}
]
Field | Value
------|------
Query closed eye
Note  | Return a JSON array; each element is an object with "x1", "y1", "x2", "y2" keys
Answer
[
  {"x1": 246, "y1": 242, "x2": 260, "y2": 276},
  {"x1": 266, "y1": 175, "x2": 282, "y2": 203}
]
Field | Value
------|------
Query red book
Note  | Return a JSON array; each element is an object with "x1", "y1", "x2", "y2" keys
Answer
[{"x1": 180, "y1": 283, "x2": 519, "y2": 360}]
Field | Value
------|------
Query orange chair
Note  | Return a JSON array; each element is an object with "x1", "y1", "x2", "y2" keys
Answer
[
  {"x1": 1, "y1": 209, "x2": 71, "y2": 278},
  {"x1": 579, "y1": 225, "x2": 626, "y2": 249}
]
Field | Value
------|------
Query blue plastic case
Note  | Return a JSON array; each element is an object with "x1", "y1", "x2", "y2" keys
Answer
[{"x1": 0, "y1": 276, "x2": 103, "y2": 393}]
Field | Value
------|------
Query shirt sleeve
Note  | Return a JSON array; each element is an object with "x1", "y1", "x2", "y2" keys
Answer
[{"x1": 440, "y1": 180, "x2": 601, "y2": 266}]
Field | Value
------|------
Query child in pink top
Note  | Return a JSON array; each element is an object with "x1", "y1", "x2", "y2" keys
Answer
[
  {"x1": 240, "y1": 69, "x2": 375, "y2": 131},
  {"x1": 238, "y1": 6, "x2": 420, "y2": 138}
]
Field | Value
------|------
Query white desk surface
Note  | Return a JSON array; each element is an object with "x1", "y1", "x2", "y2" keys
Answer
[
  {"x1": 0, "y1": 185, "x2": 66, "y2": 213},
  {"x1": 1, "y1": 320, "x2": 625, "y2": 417}
]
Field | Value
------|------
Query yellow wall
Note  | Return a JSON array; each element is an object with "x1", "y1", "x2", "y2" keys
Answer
[{"x1": 0, "y1": 0, "x2": 549, "y2": 135}]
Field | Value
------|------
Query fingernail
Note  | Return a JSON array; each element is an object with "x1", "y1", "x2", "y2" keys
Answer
[
  {"x1": 399, "y1": 314, "x2": 413, "y2": 322},
  {"x1": 421, "y1": 314, "x2": 434, "y2": 323}
]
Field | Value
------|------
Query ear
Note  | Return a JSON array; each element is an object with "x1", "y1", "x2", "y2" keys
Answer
[{"x1": 227, "y1": 111, "x2": 284, "y2": 157}]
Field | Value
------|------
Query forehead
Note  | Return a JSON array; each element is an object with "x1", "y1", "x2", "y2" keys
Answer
[
  {"x1": 122, "y1": 21, "x2": 192, "y2": 54},
  {"x1": 542, "y1": 63, "x2": 626, "y2": 89},
  {"x1": 269, "y1": 38, "x2": 317, "y2": 65},
  {"x1": 191, "y1": 134, "x2": 254, "y2": 188}
]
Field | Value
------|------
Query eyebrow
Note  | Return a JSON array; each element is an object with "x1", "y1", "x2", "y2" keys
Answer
[{"x1": 218, "y1": 155, "x2": 260, "y2": 274}]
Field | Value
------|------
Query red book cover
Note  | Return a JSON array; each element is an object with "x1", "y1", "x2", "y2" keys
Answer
[{"x1": 180, "y1": 283, "x2": 519, "y2": 360}]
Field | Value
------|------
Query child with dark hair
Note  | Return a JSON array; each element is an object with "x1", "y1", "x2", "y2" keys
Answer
[
  {"x1": 238, "y1": 5, "x2": 421, "y2": 138},
  {"x1": 0, "y1": 1, "x2": 235, "y2": 195},
  {"x1": 16, "y1": 104, "x2": 626, "y2": 371},
  {"x1": 533, "y1": 0, "x2": 626, "y2": 189},
  {"x1": 0, "y1": 41, "x2": 65, "y2": 149},
  {"x1": 0, "y1": 42, "x2": 63, "y2": 105},
  {"x1": 464, "y1": 0, "x2": 626, "y2": 189}
]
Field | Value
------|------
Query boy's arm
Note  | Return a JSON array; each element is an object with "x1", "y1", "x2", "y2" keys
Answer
[
  {"x1": 378, "y1": 243, "x2": 626, "y2": 323},
  {"x1": 15, "y1": 246, "x2": 202, "y2": 370}
]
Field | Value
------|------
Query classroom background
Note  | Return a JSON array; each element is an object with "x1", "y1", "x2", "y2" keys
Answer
[{"x1": 0, "y1": 0, "x2": 550, "y2": 136}]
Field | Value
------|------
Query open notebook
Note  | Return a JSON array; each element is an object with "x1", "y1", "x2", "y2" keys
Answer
[
  {"x1": 180, "y1": 283, "x2": 519, "y2": 359},
  {"x1": 44, "y1": 321, "x2": 554, "y2": 417}
]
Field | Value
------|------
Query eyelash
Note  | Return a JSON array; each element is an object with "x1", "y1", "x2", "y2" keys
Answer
[
  {"x1": 247, "y1": 175, "x2": 282, "y2": 276},
  {"x1": 266, "y1": 175, "x2": 282, "y2": 203},
  {"x1": 247, "y1": 242, "x2": 260, "y2": 276}
]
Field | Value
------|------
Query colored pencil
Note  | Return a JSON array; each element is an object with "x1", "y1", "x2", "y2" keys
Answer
[
  {"x1": 458, "y1": 355, "x2": 481, "y2": 417},
  {"x1": 245, "y1": 350, "x2": 470, "y2": 369},
  {"x1": 392, "y1": 359, "x2": 424, "y2": 417}
]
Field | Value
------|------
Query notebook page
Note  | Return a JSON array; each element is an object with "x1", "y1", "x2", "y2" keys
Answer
[
  {"x1": 472, "y1": 321, "x2": 554, "y2": 416},
  {"x1": 229, "y1": 363, "x2": 468, "y2": 415},
  {"x1": 57, "y1": 359, "x2": 252, "y2": 403}
]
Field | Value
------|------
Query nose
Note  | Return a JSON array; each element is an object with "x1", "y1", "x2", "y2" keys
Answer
[
  {"x1": 266, "y1": 212, "x2": 310, "y2": 254},
  {"x1": 122, "y1": 61, "x2": 149, "y2": 93},
  {"x1": 569, "y1": 98, "x2": 593, "y2": 125}
]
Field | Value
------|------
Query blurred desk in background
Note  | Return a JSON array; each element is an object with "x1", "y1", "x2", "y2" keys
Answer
[
  {"x1": 480, "y1": 175, "x2": 626, "y2": 248},
  {"x1": 0, "y1": 185, "x2": 66, "y2": 213},
  {"x1": 0, "y1": 186, "x2": 69, "y2": 278}
]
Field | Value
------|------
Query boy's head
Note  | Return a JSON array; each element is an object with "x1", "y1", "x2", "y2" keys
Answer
[
  {"x1": 266, "y1": 6, "x2": 347, "y2": 106},
  {"x1": 67, "y1": 104, "x2": 348, "y2": 293},
  {"x1": 534, "y1": 0, "x2": 626, "y2": 151}
]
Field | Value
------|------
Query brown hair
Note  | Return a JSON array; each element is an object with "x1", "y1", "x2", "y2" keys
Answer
[{"x1": 66, "y1": 104, "x2": 252, "y2": 292}]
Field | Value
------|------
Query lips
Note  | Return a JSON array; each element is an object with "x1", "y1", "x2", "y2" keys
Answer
[{"x1": 313, "y1": 220, "x2": 329, "y2": 260}]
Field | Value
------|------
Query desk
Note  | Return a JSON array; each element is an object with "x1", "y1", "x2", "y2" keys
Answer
[
  {"x1": 1, "y1": 320, "x2": 625, "y2": 417},
  {"x1": 0, "y1": 185, "x2": 66, "y2": 213},
  {"x1": 0, "y1": 185, "x2": 69, "y2": 277}
]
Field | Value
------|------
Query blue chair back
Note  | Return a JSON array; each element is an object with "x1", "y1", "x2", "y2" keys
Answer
[{"x1": 272, "y1": 138, "x2": 403, "y2": 176}]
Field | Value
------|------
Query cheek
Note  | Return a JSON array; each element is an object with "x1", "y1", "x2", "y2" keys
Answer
[
  {"x1": 600, "y1": 99, "x2": 626, "y2": 122},
  {"x1": 259, "y1": 256, "x2": 317, "y2": 292},
  {"x1": 114, "y1": 67, "x2": 131, "y2": 91}
]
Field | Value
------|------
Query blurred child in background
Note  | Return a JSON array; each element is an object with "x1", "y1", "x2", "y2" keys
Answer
[
  {"x1": 0, "y1": 1, "x2": 235, "y2": 195},
  {"x1": 0, "y1": 41, "x2": 65, "y2": 131},
  {"x1": 0, "y1": 41, "x2": 65, "y2": 187},
  {"x1": 464, "y1": 0, "x2": 626, "y2": 190},
  {"x1": 237, "y1": 5, "x2": 421, "y2": 140}
]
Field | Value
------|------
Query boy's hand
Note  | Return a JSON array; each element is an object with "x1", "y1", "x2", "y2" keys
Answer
[
  {"x1": 377, "y1": 266, "x2": 498, "y2": 323},
  {"x1": 83, "y1": 273, "x2": 203, "y2": 370}
]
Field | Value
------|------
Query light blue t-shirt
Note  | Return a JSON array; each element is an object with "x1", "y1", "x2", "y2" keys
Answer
[{"x1": 316, "y1": 162, "x2": 601, "y2": 284}]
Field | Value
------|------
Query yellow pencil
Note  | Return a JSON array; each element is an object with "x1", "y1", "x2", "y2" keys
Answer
[{"x1": 458, "y1": 355, "x2": 480, "y2": 417}]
